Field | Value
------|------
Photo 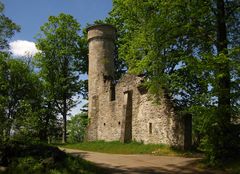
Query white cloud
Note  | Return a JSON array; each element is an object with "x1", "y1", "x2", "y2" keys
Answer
[{"x1": 9, "y1": 40, "x2": 39, "y2": 57}]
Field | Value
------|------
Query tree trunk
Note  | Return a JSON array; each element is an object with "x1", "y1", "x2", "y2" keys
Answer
[
  {"x1": 61, "y1": 55, "x2": 69, "y2": 144},
  {"x1": 62, "y1": 100, "x2": 67, "y2": 143},
  {"x1": 216, "y1": 0, "x2": 231, "y2": 124}
]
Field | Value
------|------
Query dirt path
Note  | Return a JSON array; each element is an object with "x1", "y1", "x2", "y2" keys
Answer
[{"x1": 60, "y1": 148, "x2": 226, "y2": 174}]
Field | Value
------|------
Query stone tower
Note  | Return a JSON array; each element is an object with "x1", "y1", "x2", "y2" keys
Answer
[
  {"x1": 87, "y1": 24, "x2": 116, "y2": 140},
  {"x1": 86, "y1": 24, "x2": 192, "y2": 150}
]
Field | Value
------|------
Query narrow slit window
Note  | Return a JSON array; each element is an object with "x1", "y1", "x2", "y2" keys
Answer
[
  {"x1": 110, "y1": 83, "x2": 116, "y2": 101},
  {"x1": 149, "y1": 123, "x2": 152, "y2": 134}
]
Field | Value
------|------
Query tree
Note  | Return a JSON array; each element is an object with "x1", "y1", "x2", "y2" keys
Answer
[
  {"x1": 0, "y1": 1, "x2": 58, "y2": 143},
  {"x1": 0, "y1": 55, "x2": 43, "y2": 141},
  {"x1": 0, "y1": 53, "x2": 9, "y2": 141},
  {"x1": 0, "y1": 1, "x2": 20, "y2": 51},
  {"x1": 35, "y1": 13, "x2": 87, "y2": 143},
  {"x1": 67, "y1": 112, "x2": 88, "y2": 143},
  {"x1": 108, "y1": 0, "x2": 240, "y2": 165}
]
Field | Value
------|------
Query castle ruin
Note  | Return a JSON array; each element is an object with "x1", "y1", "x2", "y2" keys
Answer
[{"x1": 86, "y1": 24, "x2": 192, "y2": 149}]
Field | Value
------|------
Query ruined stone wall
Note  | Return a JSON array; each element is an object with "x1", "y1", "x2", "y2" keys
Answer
[
  {"x1": 88, "y1": 73, "x2": 186, "y2": 147},
  {"x1": 115, "y1": 74, "x2": 185, "y2": 147},
  {"x1": 96, "y1": 79, "x2": 121, "y2": 141},
  {"x1": 86, "y1": 24, "x2": 190, "y2": 149}
]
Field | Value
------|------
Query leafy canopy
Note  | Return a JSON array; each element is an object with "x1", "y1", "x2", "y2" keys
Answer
[
  {"x1": 108, "y1": 0, "x2": 240, "y2": 165},
  {"x1": 35, "y1": 13, "x2": 88, "y2": 143}
]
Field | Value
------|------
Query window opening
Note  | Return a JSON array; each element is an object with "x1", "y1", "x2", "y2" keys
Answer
[
  {"x1": 110, "y1": 82, "x2": 116, "y2": 101},
  {"x1": 149, "y1": 123, "x2": 152, "y2": 134}
]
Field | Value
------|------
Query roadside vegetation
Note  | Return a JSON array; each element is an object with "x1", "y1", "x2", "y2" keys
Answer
[
  {"x1": 58, "y1": 141, "x2": 200, "y2": 157},
  {"x1": 0, "y1": 140, "x2": 107, "y2": 174}
]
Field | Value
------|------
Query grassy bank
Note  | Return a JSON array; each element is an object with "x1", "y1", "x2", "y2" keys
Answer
[
  {"x1": 0, "y1": 141, "x2": 108, "y2": 174},
  {"x1": 58, "y1": 141, "x2": 196, "y2": 157}
]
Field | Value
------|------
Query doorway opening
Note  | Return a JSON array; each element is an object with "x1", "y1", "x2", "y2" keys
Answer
[{"x1": 120, "y1": 90, "x2": 133, "y2": 143}]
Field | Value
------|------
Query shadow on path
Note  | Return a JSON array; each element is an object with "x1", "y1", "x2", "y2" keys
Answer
[{"x1": 61, "y1": 148, "x2": 226, "y2": 174}]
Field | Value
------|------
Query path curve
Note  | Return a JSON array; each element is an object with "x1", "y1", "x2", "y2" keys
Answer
[{"x1": 60, "y1": 148, "x2": 225, "y2": 174}]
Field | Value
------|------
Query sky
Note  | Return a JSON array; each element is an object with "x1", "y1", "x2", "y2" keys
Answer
[
  {"x1": 2, "y1": 0, "x2": 113, "y2": 116},
  {"x1": 2, "y1": 0, "x2": 112, "y2": 41}
]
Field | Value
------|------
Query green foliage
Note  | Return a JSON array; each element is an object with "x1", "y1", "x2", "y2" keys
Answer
[
  {"x1": 0, "y1": 141, "x2": 104, "y2": 174},
  {"x1": 0, "y1": 1, "x2": 20, "y2": 141},
  {"x1": 0, "y1": 1, "x2": 53, "y2": 143},
  {"x1": 67, "y1": 113, "x2": 88, "y2": 143},
  {"x1": 0, "y1": 54, "x2": 45, "y2": 141},
  {"x1": 0, "y1": 3, "x2": 85, "y2": 144},
  {"x1": 11, "y1": 156, "x2": 44, "y2": 174},
  {"x1": 108, "y1": 0, "x2": 240, "y2": 165},
  {"x1": 35, "y1": 13, "x2": 88, "y2": 143},
  {"x1": 109, "y1": 0, "x2": 213, "y2": 104},
  {"x1": 200, "y1": 124, "x2": 240, "y2": 166},
  {"x1": 0, "y1": 1, "x2": 20, "y2": 50}
]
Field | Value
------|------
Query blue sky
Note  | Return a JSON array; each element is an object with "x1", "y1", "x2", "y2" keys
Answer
[
  {"x1": 2, "y1": 0, "x2": 113, "y2": 116},
  {"x1": 2, "y1": 0, "x2": 112, "y2": 41}
]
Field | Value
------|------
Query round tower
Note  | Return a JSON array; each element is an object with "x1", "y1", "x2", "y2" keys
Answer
[
  {"x1": 87, "y1": 24, "x2": 116, "y2": 96},
  {"x1": 87, "y1": 24, "x2": 116, "y2": 140}
]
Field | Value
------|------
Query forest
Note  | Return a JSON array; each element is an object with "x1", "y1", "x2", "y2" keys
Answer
[{"x1": 0, "y1": 0, "x2": 240, "y2": 173}]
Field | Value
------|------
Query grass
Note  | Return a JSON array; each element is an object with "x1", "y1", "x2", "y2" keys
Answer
[
  {"x1": 0, "y1": 140, "x2": 109, "y2": 174},
  {"x1": 57, "y1": 141, "x2": 199, "y2": 157},
  {"x1": 4, "y1": 155, "x2": 105, "y2": 174}
]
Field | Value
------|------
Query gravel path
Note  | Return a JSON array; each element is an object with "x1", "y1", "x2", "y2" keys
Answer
[{"x1": 60, "y1": 148, "x2": 226, "y2": 174}]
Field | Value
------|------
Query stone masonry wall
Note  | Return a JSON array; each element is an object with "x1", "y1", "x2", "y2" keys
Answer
[
  {"x1": 86, "y1": 24, "x2": 190, "y2": 149},
  {"x1": 87, "y1": 24, "x2": 116, "y2": 141},
  {"x1": 89, "y1": 73, "x2": 185, "y2": 148},
  {"x1": 116, "y1": 74, "x2": 184, "y2": 147}
]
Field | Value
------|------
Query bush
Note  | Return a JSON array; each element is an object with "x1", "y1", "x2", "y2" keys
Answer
[
  {"x1": 201, "y1": 123, "x2": 240, "y2": 166},
  {"x1": 0, "y1": 140, "x2": 105, "y2": 174},
  {"x1": 0, "y1": 140, "x2": 66, "y2": 167}
]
